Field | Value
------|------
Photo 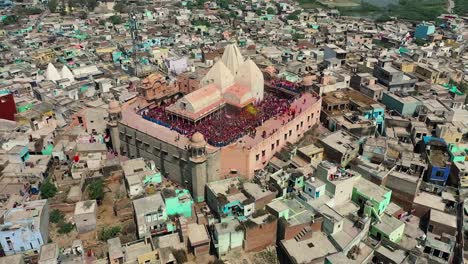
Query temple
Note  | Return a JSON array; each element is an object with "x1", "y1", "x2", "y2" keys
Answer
[{"x1": 114, "y1": 44, "x2": 322, "y2": 201}]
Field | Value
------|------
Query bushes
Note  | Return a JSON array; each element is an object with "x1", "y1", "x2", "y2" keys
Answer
[
  {"x1": 58, "y1": 222, "x2": 74, "y2": 234},
  {"x1": 87, "y1": 179, "x2": 105, "y2": 201},
  {"x1": 40, "y1": 179, "x2": 57, "y2": 199},
  {"x1": 50, "y1": 209, "x2": 64, "y2": 223},
  {"x1": 108, "y1": 15, "x2": 123, "y2": 25},
  {"x1": 50, "y1": 209, "x2": 74, "y2": 234},
  {"x1": 99, "y1": 226, "x2": 121, "y2": 241}
]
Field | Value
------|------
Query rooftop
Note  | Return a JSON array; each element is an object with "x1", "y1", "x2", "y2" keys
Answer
[
  {"x1": 281, "y1": 231, "x2": 338, "y2": 263},
  {"x1": 187, "y1": 223, "x2": 210, "y2": 246},
  {"x1": 353, "y1": 177, "x2": 390, "y2": 203},
  {"x1": 374, "y1": 213, "x2": 405, "y2": 235}
]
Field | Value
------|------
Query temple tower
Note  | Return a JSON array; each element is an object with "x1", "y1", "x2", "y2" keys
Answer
[
  {"x1": 108, "y1": 100, "x2": 122, "y2": 154},
  {"x1": 189, "y1": 132, "x2": 208, "y2": 202}
]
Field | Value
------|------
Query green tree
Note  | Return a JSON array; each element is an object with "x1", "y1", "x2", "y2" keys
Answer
[
  {"x1": 113, "y1": 1, "x2": 126, "y2": 13},
  {"x1": 78, "y1": 10, "x2": 87, "y2": 19},
  {"x1": 218, "y1": 0, "x2": 229, "y2": 9},
  {"x1": 47, "y1": 0, "x2": 59, "y2": 13},
  {"x1": 58, "y1": 222, "x2": 74, "y2": 234},
  {"x1": 99, "y1": 226, "x2": 121, "y2": 241},
  {"x1": 50, "y1": 209, "x2": 65, "y2": 223},
  {"x1": 287, "y1": 10, "x2": 300, "y2": 20},
  {"x1": 85, "y1": 0, "x2": 98, "y2": 11},
  {"x1": 87, "y1": 179, "x2": 105, "y2": 200},
  {"x1": 40, "y1": 179, "x2": 57, "y2": 199},
  {"x1": 267, "y1": 7, "x2": 276, "y2": 15},
  {"x1": 2, "y1": 15, "x2": 18, "y2": 26},
  {"x1": 256, "y1": 8, "x2": 264, "y2": 16}
]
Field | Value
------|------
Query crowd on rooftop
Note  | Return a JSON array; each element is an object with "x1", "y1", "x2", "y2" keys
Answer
[{"x1": 142, "y1": 93, "x2": 295, "y2": 146}]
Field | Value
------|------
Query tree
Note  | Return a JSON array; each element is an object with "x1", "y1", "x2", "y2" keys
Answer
[
  {"x1": 267, "y1": 7, "x2": 276, "y2": 15},
  {"x1": 287, "y1": 10, "x2": 301, "y2": 20},
  {"x1": 78, "y1": 10, "x2": 87, "y2": 19},
  {"x1": 113, "y1": 2, "x2": 126, "y2": 13},
  {"x1": 87, "y1": 179, "x2": 105, "y2": 200},
  {"x1": 256, "y1": 8, "x2": 264, "y2": 16},
  {"x1": 229, "y1": 11, "x2": 237, "y2": 18},
  {"x1": 218, "y1": 0, "x2": 229, "y2": 9},
  {"x1": 99, "y1": 226, "x2": 121, "y2": 241},
  {"x1": 50, "y1": 209, "x2": 64, "y2": 223},
  {"x1": 2, "y1": 15, "x2": 18, "y2": 26},
  {"x1": 58, "y1": 222, "x2": 74, "y2": 234},
  {"x1": 40, "y1": 179, "x2": 57, "y2": 199},
  {"x1": 85, "y1": 0, "x2": 98, "y2": 11},
  {"x1": 47, "y1": 0, "x2": 59, "y2": 13}
]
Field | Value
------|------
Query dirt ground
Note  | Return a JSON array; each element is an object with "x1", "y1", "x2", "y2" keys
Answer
[
  {"x1": 220, "y1": 247, "x2": 279, "y2": 264},
  {"x1": 50, "y1": 173, "x2": 135, "y2": 258}
]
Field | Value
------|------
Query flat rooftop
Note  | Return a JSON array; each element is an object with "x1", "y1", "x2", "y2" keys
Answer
[
  {"x1": 187, "y1": 223, "x2": 210, "y2": 246},
  {"x1": 281, "y1": 231, "x2": 338, "y2": 263},
  {"x1": 354, "y1": 177, "x2": 389, "y2": 203}
]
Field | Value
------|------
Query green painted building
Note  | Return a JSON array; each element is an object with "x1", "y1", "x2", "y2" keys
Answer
[
  {"x1": 352, "y1": 178, "x2": 392, "y2": 221},
  {"x1": 370, "y1": 213, "x2": 405, "y2": 243},
  {"x1": 162, "y1": 189, "x2": 193, "y2": 218},
  {"x1": 448, "y1": 143, "x2": 468, "y2": 162}
]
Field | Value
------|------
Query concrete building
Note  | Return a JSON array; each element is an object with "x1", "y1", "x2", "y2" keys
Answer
[
  {"x1": 242, "y1": 213, "x2": 277, "y2": 252},
  {"x1": 352, "y1": 177, "x2": 392, "y2": 220},
  {"x1": 373, "y1": 58, "x2": 417, "y2": 93},
  {"x1": 428, "y1": 209, "x2": 457, "y2": 237},
  {"x1": 187, "y1": 223, "x2": 210, "y2": 256},
  {"x1": 319, "y1": 130, "x2": 360, "y2": 167},
  {"x1": 73, "y1": 200, "x2": 97, "y2": 234},
  {"x1": 206, "y1": 177, "x2": 255, "y2": 219},
  {"x1": 38, "y1": 243, "x2": 59, "y2": 264},
  {"x1": 161, "y1": 188, "x2": 194, "y2": 218},
  {"x1": 422, "y1": 136, "x2": 451, "y2": 186},
  {"x1": 414, "y1": 22, "x2": 436, "y2": 40},
  {"x1": 133, "y1": 193, "x2": 175, "y2": 238},
  {"x1": 370, "y1": 213, "x2": 405, "y2": 243},
  {"x1": 114, "y1": 44, "x2": 322, "y2": 202},
  {"x1": 0, "y1": 255, "x2": 25, "y2": 264},
  {"x1": 321, "y1": 89, "x2": 385, "y2": 136},
  {"x1": 213, "y1": 219, "x2": 244, "y2": 257},
  {"x1": 0, "y1": 200, "x2": 49, "y2": 255},
  {"x1": 381, "y1": 92, "x2": 422, "y2": 117},
  {"x1": 280, "y1": 231, "x2": 338, "y2": 263}
]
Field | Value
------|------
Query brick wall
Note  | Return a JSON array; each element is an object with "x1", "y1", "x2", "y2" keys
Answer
[{"x1": 243, "y1": 219, "x2": 277, "y2": 252}]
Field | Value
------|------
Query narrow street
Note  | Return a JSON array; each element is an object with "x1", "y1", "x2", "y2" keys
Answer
[{"x1": 456, "y1": 197, "x2": 465, "y2": 264}]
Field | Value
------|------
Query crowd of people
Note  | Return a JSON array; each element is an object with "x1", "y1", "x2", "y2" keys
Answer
[
  {"x1": 142, "y1": 93, "x2": 295, "y2": 146},
  {"x1": 270, "y1": 79, "x2": 300, "y2": 93}
]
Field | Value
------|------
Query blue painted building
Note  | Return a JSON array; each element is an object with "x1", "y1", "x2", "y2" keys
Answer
[
  {"x1": 414, "y1": 22, "x2": 436, "y2": 40},
  {"x1": 0, "y1": 200, "x2": 49, "y2": 255},
  {"x1": 422, "y1": 136, "x2": 451, "y2": 185},
  {"x1": 362, "y1": 105, "x2": 385, "y2": 135}
]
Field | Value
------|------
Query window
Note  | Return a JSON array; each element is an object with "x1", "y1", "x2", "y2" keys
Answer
[
  {"x1": 271, "y1": 143, "x2": 275, "y2": 150},
  {"x1": 289, "y1": 130, "x2": 292, "y2": 136},
  {"x1": 256, "y1": 154, "x2": 259, "y2": 161},
  {"x1": 296, "y1": 124, "x2": 299, "y2": 131},
  {"x1": 276, "y1": 140, "x2": 279, "y2": 147},
  {"x1": 262, "y1": 150, "x2": 266, "y2": 157},
  {"x1": 301, "y1": 121, "x2": 303, "y2": 128},
  {"x1": 284, "y1": 134, "x2": 287, "y2": 140},
  {"x1": 307, "y1": 116, "x2": 310, "y2": 122}
]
